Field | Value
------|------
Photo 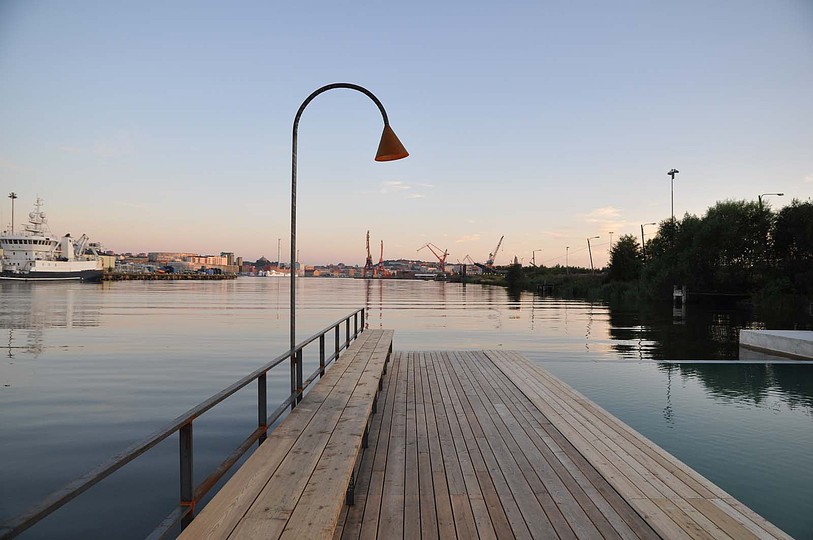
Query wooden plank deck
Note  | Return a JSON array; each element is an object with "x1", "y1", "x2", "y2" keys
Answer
[
  {"x1": 179, "y1": 330, "x2": 393, "y2": 540},
  {"x1": 335, "y1": 350, "x2": 791, "y2": 540}
]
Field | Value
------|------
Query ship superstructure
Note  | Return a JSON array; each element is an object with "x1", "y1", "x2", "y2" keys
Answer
[{"x1": 0, "y1": 197, "x2": 102, "y2": 281}]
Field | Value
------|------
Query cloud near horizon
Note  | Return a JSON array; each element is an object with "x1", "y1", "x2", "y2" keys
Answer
[{"x1": 455, "y1": 233, "x2": 481, "y2": 243}]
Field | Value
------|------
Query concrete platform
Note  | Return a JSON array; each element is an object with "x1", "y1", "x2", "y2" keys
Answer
[{"x1": 739, "y1": 330, "x2": 813, "y2": 360}]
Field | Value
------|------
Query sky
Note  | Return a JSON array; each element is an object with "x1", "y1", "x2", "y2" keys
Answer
[{"x1": 1, "y1": 1, "x2": 811, "y2": 268}]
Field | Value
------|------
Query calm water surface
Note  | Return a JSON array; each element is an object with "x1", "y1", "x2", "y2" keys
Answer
[{"x1": 1, "y1": 278, "x2": 811, "y2": 538}]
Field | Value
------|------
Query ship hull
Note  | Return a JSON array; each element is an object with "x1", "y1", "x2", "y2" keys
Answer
[{"x1": 0, "y1": 269, "x2": 103, "y2": 282}]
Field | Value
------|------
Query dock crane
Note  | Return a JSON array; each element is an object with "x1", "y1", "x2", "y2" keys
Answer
[
  {"x1": 363, "y1": 231, "x2": 374, "y2": 278},
  {"x1": 456, "y1": 254, "x2": 477, "y2": 275},
  {"x1": 377, "y1": 240, "x2": 389, "y2": 277},
  {"x1": 417, "y1": 243, "x2": 449, "y2": 273},
  {"x1": 486, "y1": 235, "x2": 504, "y2": 267}
]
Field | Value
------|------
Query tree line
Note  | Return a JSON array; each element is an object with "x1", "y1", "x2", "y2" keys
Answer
[{"x1": 607, "y1": 198, "x2": 813, "y2": 301}]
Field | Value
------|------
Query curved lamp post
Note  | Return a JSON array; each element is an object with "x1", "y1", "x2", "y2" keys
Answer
[
  {"x1": 758, "y1": 192, "x2": 783, "y2": 208},
  {"x1": 289, "y1": 83, "x2": 408, "y2": 408},
  {"x1": 587, "y1": 236, "x2": 600, "y2": 273},
  {"x1": 641, "y1": 222, "x2": 657, "y2": 259},
  {"x1": 667, "y1": 168, "x2": 679, "y2": 222}
]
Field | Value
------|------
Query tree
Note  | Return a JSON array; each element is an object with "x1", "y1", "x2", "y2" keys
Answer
[
  {"x1": 607, "y1": 235, "x2": 643, "y2": 281},
  {"x1": 772, "y1": 199, "x2": 813, "y2": 296}
]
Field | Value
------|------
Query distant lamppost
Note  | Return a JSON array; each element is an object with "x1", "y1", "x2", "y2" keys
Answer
[
  {"x1": 608, "y1": 231, "x2": 614, "y2": 254},
  {"x1": 758, "y1": 192, "x2": 783, "y2": 209},
  {"x1": 8, "y1": 192, "x2": 17, "y2": 233},
  {"x1": 641, "y1": 222, "x2": 657, "y2": 259},
  {"x1": 289, "y1": 83, "x2": 407, "y2": 408},
  {"x1": 667, "y1": 168, "x2": 679, "y2": 222},
  {"x1": 531, "y1": 249, "x2": 541, "y2": 267},
  {"x1": 566, "y1": 246, "x2": 569, "y2": 275},
  {"x1": 587, "y1": 236, "x2": 600, "y2": 273}
]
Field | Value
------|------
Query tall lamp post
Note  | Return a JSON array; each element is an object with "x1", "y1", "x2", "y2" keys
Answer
[
  {"x1": 667, "y1": 169, "x2": 679, "y2": 222},
  {"x1": 587, "y1": 236, "x2": 600, "y2": 273},
  {"x1": 758, "y1": 192, "x2": 783, "y2": 209},
  {"x1": 608, "y1": 231, "x2": 614, "y2": 254},
  {"x1": 641, "y1": 222, "x2": 657, "y2": 259},
  {"x1": 565, "y1": 246, "x2": 569, "y2": 275},
  {"x1": 8, "y1": 192, "x2": 17, "y2": 233},
  {"x1": 289, "y1": 83, "x2": 408, "y2": 408}
]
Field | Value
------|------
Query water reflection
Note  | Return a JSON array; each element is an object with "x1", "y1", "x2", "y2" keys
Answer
[
  {"x1": 0, "y1": 282, "x2": 102, "y2": 361},
  {"x1": 659, "y1": 362, "x2": 813, "y2": 414}
]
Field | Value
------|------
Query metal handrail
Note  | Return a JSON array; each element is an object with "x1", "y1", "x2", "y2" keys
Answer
[{"x1": 0, "y1": 308, "x2": 366, "y2": 539}]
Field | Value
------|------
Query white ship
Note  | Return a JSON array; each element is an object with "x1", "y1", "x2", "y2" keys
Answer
[{"x1": 0, "y1": 197, "x2": 103, "y2": 282}]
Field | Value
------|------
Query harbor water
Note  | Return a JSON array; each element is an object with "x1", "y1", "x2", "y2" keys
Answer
[{"x1": 1, "y1": 278, "x2": 811, "y2": 538}]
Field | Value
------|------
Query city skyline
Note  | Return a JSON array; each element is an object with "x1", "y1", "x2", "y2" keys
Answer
[{"x1": 1, "y1": 1, "x2": 811, "y2": 268}]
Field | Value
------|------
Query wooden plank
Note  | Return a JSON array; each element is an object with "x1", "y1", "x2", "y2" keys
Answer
[
  {"x1": 356, "y1": 351, "x2": 402, "y2": 540},
  {"x1": 417, "y1": 352, "x2": 456, "y2": 539},
  {"x1": 377, "y1": 347, "x2": 408, "y2": 538},
  {"x1": 232, "y1": 333, "x2": 385, "y2": 539},
  {"x1": 488, "y1": 350, "x2": 788, "y2": 540},
  {"x1": 723, "y1": 499, "x2": 792, "y2": 540},
  {"x1": 280, "y1": 333, "x2": 392, "y2": 539},
  {"x1": 500, "y1": 351, "x2": 719, "y2": 501},
  {"x1": 651, "y1": 497, "x2": 718, "y2": 540},
  {"x1": 403, "y1": 352, "x2": 422, "y2": 540},
  {"x1": 481, "y1": 355, "x2": 657, "y2": 539},
  {"x1": 179, "y1": 331, "x2": 375, "y2": 540},
  {"x1": 436, "y1": 351, "x2": 515, "y2": 540},
  {"x1": 500, "y1": 350, "x2": 789, "y2": 540},
  {"x1": 490, "y1": 351, "x2": 672, "y2": 501},
  {"x1": 453, "y1": 351, "x2": 585, "y2": 540},
  {"x1": 414, "y1": 352, "x2": 440, "y2": 540},
  {"x1": 336, "y1": 340, "x2": 397, "y2": 540},
  {"x1": 472, "y1": 351, "x2": 659, "y2": 540},
  {"x1": 425, "y1": 351, "x2": 479, "y2": 538},
  {"x1": 467, "y1": 350, "x2": 640, "y2": 540},
  {"x1": 437, "y1": 351, "x2": 560, "y2": 539},
  {"x1": 685, "y1": 498, "x2": 761, "y2": 540},
  {"x1": 489, "y1": 353, "x2": 708, "y2": 540}
]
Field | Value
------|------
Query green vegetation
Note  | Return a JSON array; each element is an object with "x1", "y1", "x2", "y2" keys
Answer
[{"x1": 465, "y1": 198, "x2": 813, "y2": 312}]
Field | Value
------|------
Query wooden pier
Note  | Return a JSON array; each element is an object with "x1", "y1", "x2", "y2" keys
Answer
[{"x1": 183, "y1": 342, "x2": 791, "y2": 539}]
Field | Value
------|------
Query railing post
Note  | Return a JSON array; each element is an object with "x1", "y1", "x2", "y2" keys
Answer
[
  {"x1": 319, "y1": 334, "x2": 325, "y2": 377},
  {"x1": 296, "y1": 349, "x2": 304, "y2": 403},
  {"x1": 361, "y1": 308, "x2": 365, "y2": 330},
  {"x1": 258, "y1": 373, "x2": 267, "y2": 445},
  {"x1": 290, "y1": 349, "x2": 297, "y2": 411},
  {"x1": 354, "y1": 312, "x2": 358, "y2": 337},
  {"x1": 346, "y1": 319, "x2": 350, "y2": 348},
  {"x1": 335, "y1": 325, "x2": 340, "y2": 360},
  {"x1": 180, "y1": 423, "x2": 194, "y2": 529}
]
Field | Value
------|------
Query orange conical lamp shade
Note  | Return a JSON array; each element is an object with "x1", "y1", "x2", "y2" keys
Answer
[{"x1": 375, "y1": 124, "x2": 409, "y2": 161}]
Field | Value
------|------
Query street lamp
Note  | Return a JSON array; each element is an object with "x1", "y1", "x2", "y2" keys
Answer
[
  {"x1": 667, "y1": 168, "x2": 679, "y2": 222},
  {"x1": 565, "y1": 246, "x2": 569, "y2": 275},
  {"x1": 608, "y1": 231, "x2": 613, "y2": 254},
  {"x1": 641, "y1": 222, "x2": 657, "y2": 259},
  {"x1": 587, "y1": 236, "x2": 600, "y2": 273},
  {"x1": 758, "y1": 192, "x2": 784, "y2": 208},
  {"x1": 289, "y1": 83, "x2": 408, "y2": 408},
  {"x1": 8, "y1": 192, "x2": 17, "y2": 233}
]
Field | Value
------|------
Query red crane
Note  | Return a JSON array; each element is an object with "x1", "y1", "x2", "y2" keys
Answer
[
  {"x1": 363, "y1": 230, "x2": 374, "y2": 277},
  {"x1": 377, "y1": 240, "x2": 386, "y2": 277},
  {"x1": 417, "y1": 242, "x2": 450, "y2": 273}
]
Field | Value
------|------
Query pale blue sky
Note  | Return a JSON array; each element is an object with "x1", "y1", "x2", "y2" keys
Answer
[{"x1": 1, "y1": 0, "x2": 811, "y2": 267}]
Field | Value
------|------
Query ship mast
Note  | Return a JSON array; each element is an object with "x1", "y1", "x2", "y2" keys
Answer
[{"x1": 7, "y1": 192, "x2": 16, "y2": 234}]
